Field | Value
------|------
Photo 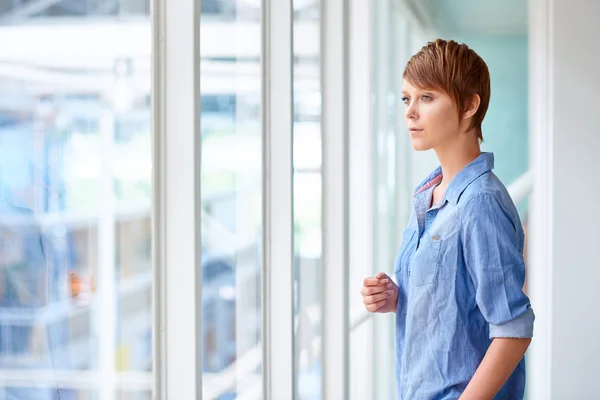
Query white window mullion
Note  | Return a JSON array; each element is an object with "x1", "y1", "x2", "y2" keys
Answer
[
  {"x1": 527, "y1": 0, "x2": 553, "y2": 398},
  {"x1": 152, "y1": 0, "x2": 202, "y2": 398},
  {"x1": 262, "y1": 0, "x2": 294, "y2": 398},
  {"x1": 321, "y1": 0, "x2": 350, "y2": 398},
  {"x1": 371, "y1": 2, "x2": 397, "y2": 399},
  {"x1": 97, "y1": 110, "x2": 117, "y2": 400},
  {"x1": 348, "y1": 0, "x2": 374, "y2": 398}
]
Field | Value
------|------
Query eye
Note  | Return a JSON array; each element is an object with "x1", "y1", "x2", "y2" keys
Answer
[
  {"x1": 421, "y1": 94, "x2": 432, "y2": 101},
  {"x1": 401, "y1": 96, "x2": 410, "y2": 105}
]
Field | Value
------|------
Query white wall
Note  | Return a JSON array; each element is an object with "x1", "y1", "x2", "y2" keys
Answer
[{"x1": 548, "y1": 0, "x2": 600, "y2": 396}]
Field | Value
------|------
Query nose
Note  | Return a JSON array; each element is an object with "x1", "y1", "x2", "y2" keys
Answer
[{"x1": 404, "y1": 100, "x2": 418, "y2": 120}]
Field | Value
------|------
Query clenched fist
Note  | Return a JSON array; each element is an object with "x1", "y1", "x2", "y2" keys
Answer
[{"x1": 361, "y1": 272, "x2": 398, "y2": 313}]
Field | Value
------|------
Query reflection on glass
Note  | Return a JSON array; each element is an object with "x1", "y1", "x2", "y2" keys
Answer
[
  {"x1": 0, "y1": 3, "x2": 152, "y2": 399},
  {"x1": 293, "y1": 1, "x2": 322, "y2": 399},
  {"x1": 200, "y1": 3, "x2": 263, "y2": 400}
]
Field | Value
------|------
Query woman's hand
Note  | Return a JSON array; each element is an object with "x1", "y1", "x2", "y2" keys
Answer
[{"x1": 361, "y1": 272, "x2": 399, "y2": 313}]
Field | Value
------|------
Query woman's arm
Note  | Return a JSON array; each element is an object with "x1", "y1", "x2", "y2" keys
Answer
[
  {"x1": 459, "y1": 194, "x2": 535, "y2": 398},
  {"x1": 459, "y1": 337, "x2": 531, "y2": 400}
]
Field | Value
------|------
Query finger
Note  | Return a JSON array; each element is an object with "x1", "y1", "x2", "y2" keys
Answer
[
  {"x1": 364, "y1": 291, "x2": 392, "y2": 305},
  {"x1": 361, "y1": 283, "x2": 392, "y2": 297},
  {"x1": 375, "y1": 272, "x2": 390, "y2": 284},
  {"x1": 365, "y1": 298, "x2": 388, "y2": 312},
  {"x1": 362, "y1": 283, "x2": 392, "y2": 296},
  {"x1": 363, "y1": 277, "x2": 382, "y2": 287}
]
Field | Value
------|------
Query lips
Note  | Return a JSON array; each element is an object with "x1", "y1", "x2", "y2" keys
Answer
[{"x1": 409, "y1": 128, "x2": 423, "y2": 132}]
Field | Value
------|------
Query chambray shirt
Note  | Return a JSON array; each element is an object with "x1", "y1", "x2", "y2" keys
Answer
[{"x1": 394, "y1": 152, "x2": 535, "y2": 400}]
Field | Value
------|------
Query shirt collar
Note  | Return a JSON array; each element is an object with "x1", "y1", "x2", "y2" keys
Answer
[{"x1": 413, "y1": 152, "x2": 495, "y2": 205}]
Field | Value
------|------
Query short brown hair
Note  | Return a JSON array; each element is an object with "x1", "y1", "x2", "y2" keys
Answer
[{"x1": 403, "y1": 39, "x2": 491, "y2": 141}]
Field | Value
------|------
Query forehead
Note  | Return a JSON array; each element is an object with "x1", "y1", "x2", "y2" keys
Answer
[{"x1": 401, "y1": 79, "x2": 441, "y2": 94}]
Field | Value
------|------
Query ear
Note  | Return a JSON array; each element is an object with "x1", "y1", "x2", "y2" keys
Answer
[{"x1": 462, "y1": 94, "x2": 481, "y2": 120}]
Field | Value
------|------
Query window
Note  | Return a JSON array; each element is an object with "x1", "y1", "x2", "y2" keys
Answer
[
  {"x1": 0, "y1": 3, "x2": 152, "y2": 398},
  {"x1": 293, "y1": 1, "x2": 322, "y2": 398},
  {"x1": 200, "y1": 4, "x2": 263, "y2": 398}
]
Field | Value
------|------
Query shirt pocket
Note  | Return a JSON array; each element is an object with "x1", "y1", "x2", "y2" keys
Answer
[
  {"x1": 395, "y1": 229, "x2": 416, "y2": 273},
  {"x1": 410, "y1": 234, "x2": 442, "y2": 286}
]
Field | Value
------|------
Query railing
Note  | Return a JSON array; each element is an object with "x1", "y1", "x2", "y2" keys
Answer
[{"x1": 0, "y1": 369, "x2": 153, "y2": 392}]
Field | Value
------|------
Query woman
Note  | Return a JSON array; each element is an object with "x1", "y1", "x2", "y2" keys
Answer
[{"x1": 361, "y1": 39, "x2": 534, "y2": 399}]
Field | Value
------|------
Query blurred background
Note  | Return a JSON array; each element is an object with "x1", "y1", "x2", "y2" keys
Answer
[{"x1": 0, "y1": 0, "x2": 596, "y2": 399}]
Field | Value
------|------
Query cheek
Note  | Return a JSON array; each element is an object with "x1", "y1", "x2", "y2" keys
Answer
[
  {"x1": 425, "y1": 105, "x2": 458, "y2": 130},
  {"x1": 421, "y1": 107, "x2": 444, "y2": 129}
]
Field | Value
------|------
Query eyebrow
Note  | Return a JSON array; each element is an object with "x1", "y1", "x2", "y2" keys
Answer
[{"x1": 402, "y1": 88, "x2": 437, "y2": 96}]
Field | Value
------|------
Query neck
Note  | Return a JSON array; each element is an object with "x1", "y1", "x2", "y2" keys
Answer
[{"x1": 434, "y1": 132, "x2": 481, "y2": 188}]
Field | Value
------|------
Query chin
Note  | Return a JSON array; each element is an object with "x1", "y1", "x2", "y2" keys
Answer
[{"x1": 410, "y1": 139, "x2": 433, "y2": 152}]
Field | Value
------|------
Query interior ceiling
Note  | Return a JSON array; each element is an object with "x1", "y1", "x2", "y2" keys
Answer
[{"x1": 420, "y1": 0, "x2": 528, "y2": 36}]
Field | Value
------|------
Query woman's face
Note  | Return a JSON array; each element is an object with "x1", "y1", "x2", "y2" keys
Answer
[{"x1": 401, "y1": 79, "x2": 461, "y2": 151}]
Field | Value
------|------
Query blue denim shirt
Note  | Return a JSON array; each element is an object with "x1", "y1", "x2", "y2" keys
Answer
[{"x1": 394, "y1": 152, "x2": 535, "y2": 400}]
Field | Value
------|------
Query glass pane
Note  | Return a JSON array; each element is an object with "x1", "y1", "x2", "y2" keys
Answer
[
  {"x1": 200, "y1": 4, "x2": 263, "y2": 400},
  {"x1": 0, "y1": 0, "x2": 150, "y2": 18},
  {"x1": 369, "y1": 2, "x2": 406, "y2": 399},
  {"x1": 293, "y1": 1, "x2": 322, "y2": 399},
  {"x1": 350, "y1": 319, "x2": 373, "y2": 400},
  {"x1": 0, "y1": 4, "x2": 152, "y2": 400}
]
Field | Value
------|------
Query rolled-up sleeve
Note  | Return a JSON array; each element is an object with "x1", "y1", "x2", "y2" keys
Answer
[{"x1": 460, "y1": 193, "x2": 535, "y2": 339}]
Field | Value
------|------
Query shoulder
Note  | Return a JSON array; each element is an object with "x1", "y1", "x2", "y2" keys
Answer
[{"x1": 457, "y1": 172, "x2": 521, "y2": 228}]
